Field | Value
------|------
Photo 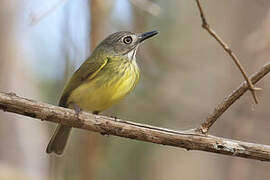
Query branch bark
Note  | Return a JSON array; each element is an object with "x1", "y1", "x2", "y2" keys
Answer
[
  {"x1": 198, "y1": 62, "x2": 270, "y2": 133},
  {"x1": 0, "y1": 60, "x2": 270, "y2": 163}
]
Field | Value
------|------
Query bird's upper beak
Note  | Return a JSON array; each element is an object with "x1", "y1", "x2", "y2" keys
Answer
[{"x1": 138, "y1": 31, "x2": 158, "y2": 43}]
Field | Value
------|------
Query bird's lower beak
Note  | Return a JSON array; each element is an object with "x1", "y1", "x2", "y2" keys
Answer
[{"x1": 138, "y1": 31, "x2": 158, "y2": 43}]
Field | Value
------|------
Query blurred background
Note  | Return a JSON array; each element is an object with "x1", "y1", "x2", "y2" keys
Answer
[{"x1": 0, "y1": 0, "x2": 270, "y2": 179}]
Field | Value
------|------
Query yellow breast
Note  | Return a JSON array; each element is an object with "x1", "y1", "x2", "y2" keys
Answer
[{"x1": 67, "y1": 60, "x2": 140, "y2": 112}]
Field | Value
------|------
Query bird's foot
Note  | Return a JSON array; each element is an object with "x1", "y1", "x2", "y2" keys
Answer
[
  {"x1": 110, "y1": 116, "x2": 117, "y2": 121},
  {"x1": 72, "y1": 103, "x2": 82, "y2": 122},
  {"x1": 93, "y1": 111, "x2": 99, "y2": 115},
  {"x1": 100, "y1": 132, "x2": 110, "y2": 136}
]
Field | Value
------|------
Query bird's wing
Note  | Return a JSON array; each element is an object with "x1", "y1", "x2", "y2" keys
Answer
[{"x1": 59, "y1": 57, "x2": 109, "y2": 107}]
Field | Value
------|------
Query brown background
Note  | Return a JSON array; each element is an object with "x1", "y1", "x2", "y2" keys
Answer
[{"x1": 0, "y1": 0, "x2": 269, "y2": 179}]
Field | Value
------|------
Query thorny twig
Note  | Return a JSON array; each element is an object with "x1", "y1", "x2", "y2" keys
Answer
[
  {"x1": 195, "y1": 0, "x2": 261, "y2": 107},
  {"x1": 198, "y1": 62, "x2": 270, "y2": 133}
]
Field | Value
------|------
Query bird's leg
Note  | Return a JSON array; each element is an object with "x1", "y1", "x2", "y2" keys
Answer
[
  {"x1": 71, "y1": 103, "x2": 81, "y2": 122},
  {"x1": 73, "y1": 103, "x2": 81, "y2": 116}
]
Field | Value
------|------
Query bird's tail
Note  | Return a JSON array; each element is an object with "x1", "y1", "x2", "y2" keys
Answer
[{"x1": 46, "y1": 124, "x2": 72, "y2": 155}]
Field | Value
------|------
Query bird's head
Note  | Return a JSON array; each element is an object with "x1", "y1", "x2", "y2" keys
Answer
[{"x1": 94, "y1": 31, "x2": 158, "y2": 61}]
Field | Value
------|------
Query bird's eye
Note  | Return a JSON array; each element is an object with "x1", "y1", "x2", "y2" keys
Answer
[{"x1": 123, "y1": 36, "x2": 133, "y2": 44}]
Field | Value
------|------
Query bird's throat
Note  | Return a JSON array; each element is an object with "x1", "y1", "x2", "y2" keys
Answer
[{"x1": 126, "y1": 47, "x2": 138, "y2": 61}]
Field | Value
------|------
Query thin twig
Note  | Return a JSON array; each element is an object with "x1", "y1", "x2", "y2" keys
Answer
[
  {"x1": 0, "y1": 62, "x2": 270, "y2": 161},
  {"x1": 195, "y1": 0, "x2": 261, "y2": 104},
  {"x1": 128, "y1": 0, "x2": 161, "y2": 16},
  {"x1": 29, "y1": 0, "x2": 68, "y2": 25},
  {"x1": 198, "y1": 62, "x2": 270, "y2": 133}
]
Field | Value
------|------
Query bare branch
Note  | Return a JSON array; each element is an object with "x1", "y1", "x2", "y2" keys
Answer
[
  {"x1": 0, "y1": 60, "x2": 270, "y2": 164},
  {"x1": 29, "y1": 0, "x2": 68, "y2": 25},
  {"x1": 195, "y1": 0, "x2": 261, "y2": 104},
  {"x1": 198, "y1": 62, "x2": 270, "y2": 133},
  {"x1": 128, "y1": 0, "x2": 161, "y2": 16}
]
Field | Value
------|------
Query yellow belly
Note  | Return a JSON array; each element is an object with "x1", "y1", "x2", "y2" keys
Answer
[{"x1": 67, "y1": 61, "x2": 139, "y2": 112}]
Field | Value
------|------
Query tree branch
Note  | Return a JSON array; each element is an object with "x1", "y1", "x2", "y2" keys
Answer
[
  {"x1": 195, "y1": 0, "x2": 260, "y2": 104},
  {"x1": 128, "y1": 0, "x2": 161, "y2": 16},
  {"x1": 0, "y1": 60, "x2": 270, "y2": 162},
  {"x1": 198, "y1": 62, "x2": 270, "y2": 133},
  {"x1": 29, "y1": 0, "x2": 68, "y2": 25}
]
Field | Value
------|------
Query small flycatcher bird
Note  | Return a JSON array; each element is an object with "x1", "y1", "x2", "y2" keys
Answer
[{"x1": 46, "y1": 30, "x2": 158, "y2": 155}]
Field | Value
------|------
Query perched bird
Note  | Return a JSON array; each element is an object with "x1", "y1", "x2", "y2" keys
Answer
[{"x1": 46, "y1": 31, "x2": 158, "y2": 155}]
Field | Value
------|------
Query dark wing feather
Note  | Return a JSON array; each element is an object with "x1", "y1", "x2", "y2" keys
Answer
[{"x1": 59, "y1": 57, "x2": 109, "y2": 107}]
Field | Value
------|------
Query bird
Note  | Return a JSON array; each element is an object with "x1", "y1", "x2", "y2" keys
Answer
[{"x1": 46, "y1": 30, "x2": 158, "y2": 155}]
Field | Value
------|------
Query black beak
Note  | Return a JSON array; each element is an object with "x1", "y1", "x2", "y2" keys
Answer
[{"x1": 138, "y1": 30, "x2": 158, "y2": 43}]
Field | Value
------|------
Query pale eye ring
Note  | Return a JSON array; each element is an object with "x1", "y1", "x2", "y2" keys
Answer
[{"x1": 123, "y1": 36, "x2": 133, "y2": 44}]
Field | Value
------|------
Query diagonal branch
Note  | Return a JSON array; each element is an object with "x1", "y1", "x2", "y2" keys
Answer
[
  {"x1": 198, "y1": 62, "x2": 270, "y2": 133},
  {"x1": 0, "y1": 61, "x2": 270, "y2": 162},
  {"x1": 195, "y1": 0, "x2": 261, "y2": 104},
  {"x1": 128, "y1": 0, "x2": 161, "y2": 16},
  {"x1": 29, "y1": 0, "x2": 68, "y2": 25}
]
